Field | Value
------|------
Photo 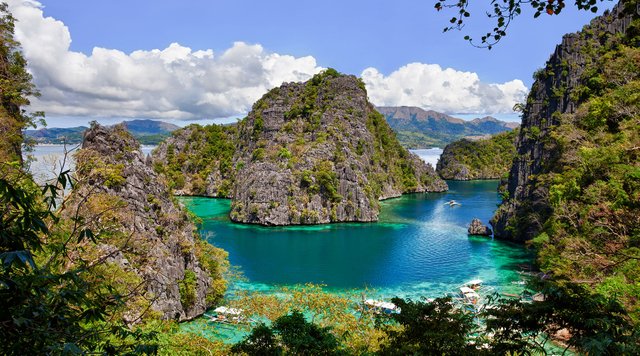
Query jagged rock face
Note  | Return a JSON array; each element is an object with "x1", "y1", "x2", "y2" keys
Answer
[
  {"x1": 491, "y1": 3, "x2": 636, "y2": 241},
  {"x1": 229, "y1": 72, "x2": 447, "y2": 225},
  {"x1": 468, "y1": 218, "x2": 492, "y2": 236},
  {"x1": 70, "y1": 124, "x2": 227, "y2": 322}
]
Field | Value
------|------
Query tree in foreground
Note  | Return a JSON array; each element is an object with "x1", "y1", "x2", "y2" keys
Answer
[
  {"x1": 0, "y1": 3, "x2": 159, "y2": 353},
  {"x1": 434, "y1": 0, "x2": 637, "y2": 48},
  {"x1": 232, "y1": 310, "x2": 341, "y2": 355},
  {"x1": 484, "y1": 280, "x2": 640, "y2": 355},
  {"x1": 376, "y1": 297, "x2": 478, "y2": 355}
]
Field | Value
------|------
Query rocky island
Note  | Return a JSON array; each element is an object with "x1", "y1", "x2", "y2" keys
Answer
[
  {"x1": 436, "y1": 130, "x2": 517, "y2": 180},
  {"x1": 154, "y1": 70, "x2": 447, "y2": 225},
  {"x1": 69, "y1": 123, "x2": 229, "y2": 321}
]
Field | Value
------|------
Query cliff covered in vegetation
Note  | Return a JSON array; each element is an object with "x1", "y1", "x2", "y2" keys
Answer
[
  {"x1": 70, "y1": 124, "x2": 228, "y2": 321},
  {"x1": 492, "y1": 1, "x2": 640, "y2": 319},
  {"x1": 436, "y1": 130, "x2": 517, "y2": 180},
  {"x1": 153, "y1": 124, "x2": 236, "y2": 197},
  {"x1": 154, "y1": 70, "x2": 447, "y2": 225},
  {"x1": 230, "y1": 70, "x2": 446, "y2": 225}
]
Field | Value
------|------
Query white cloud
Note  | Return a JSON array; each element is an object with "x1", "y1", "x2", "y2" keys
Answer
[
  {"x1": 7, "y1": 0, "x2": 323, "y2": 121},
  {"x1": 7, "y1": 0, "x2": 526, "y2": 121},
  {"x1": 361, "y1": 63, "x2": 528, "y2": 115}
]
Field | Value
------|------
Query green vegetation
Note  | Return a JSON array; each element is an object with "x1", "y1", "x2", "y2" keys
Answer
[
  {"x1": 313, "y1": 160, "x2": 342, "y2": 202},
  {"x1": 496, "y1": 10, "x2": 640, "y2": 322},
  {"x1": 393, "y1": 130, "x2": 449, "y2": 149},
  {"x1": 378, "y1": 297, "x2": 476, "y2": 355},
  {"x1": 179, "y1": 270, "x2": 197, "y2": 309},
  {"x1": 0, "y1": 3, "x2": 42, "y2": 162},
  {"x1": 195, "y1": 239, "x2": 229, "y2": 306},
  {"x1": 436, "y1": 130, "x2": 517, "y2": 180},
  {"x1": 228, "y1": 282, "x2": 639, "y2": 355},
  {"x1": 232, "y1": 311, "x2": 340, "y2": 355},
  {"x1": 366, "y1": 110, "x2": 423, "y2": 195},
  {"x1": 154, "y1": 123, "x2": 236, "y2": 196},
  {"x1": 1, "y1": 165, "x2": 159, "y2": 353}
]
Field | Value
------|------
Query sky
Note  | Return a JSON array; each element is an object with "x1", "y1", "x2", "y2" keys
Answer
[{"x1": 6, "y1": 0, "x2": 616, "y2": 128}]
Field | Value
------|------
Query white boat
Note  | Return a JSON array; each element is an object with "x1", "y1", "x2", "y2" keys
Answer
[
  {"x1": 209, "y1": 306, "x2": 245, "y2": 323},
  {"x1": 364, "y1": 299, "x2": 401, "y2": 314},
  {"x1": 460, "y1": 286, "x2": 480, "y2": 304},
  {"x1": 445, "y1": 200, "x2": 461, "y2": 206}
]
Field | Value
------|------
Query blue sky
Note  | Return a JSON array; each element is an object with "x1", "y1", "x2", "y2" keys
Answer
[{"x1": 9, "y1": 0, "x2": 616, "y2": 127}]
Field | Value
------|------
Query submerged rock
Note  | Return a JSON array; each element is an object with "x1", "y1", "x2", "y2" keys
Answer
[{"x1": 468, "y1": 218, "x2": 492, "y2": 236}]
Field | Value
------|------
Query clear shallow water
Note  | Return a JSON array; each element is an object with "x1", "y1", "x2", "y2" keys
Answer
[{"x1": 180, "y1": 180, "x2": 532, "y2": 299}]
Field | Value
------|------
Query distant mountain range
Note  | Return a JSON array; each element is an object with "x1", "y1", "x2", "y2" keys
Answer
[
  {"x1": 25, "y1": 119, "x2": 180, "y2": 145},
  {"x1": 26, "y1": 108, "x2": 518, "y2": 149},
  {"x1": 376, "y1": 106, "x2": 520, "y2": 148}
]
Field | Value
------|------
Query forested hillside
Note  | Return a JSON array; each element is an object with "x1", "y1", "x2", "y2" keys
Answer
[
  {"x1": 436, "y1": 130, "x2": 518, "y2": 180},
  {"x1": 492, "y1": 1, "x2": 640, "y2": 320}
]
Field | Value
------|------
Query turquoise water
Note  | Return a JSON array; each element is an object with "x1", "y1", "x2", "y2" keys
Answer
[{"x1": 180, "y1": 180, "x2": 532, "y2": 299}]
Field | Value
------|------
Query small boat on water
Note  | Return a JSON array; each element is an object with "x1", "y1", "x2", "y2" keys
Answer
[
  {"x1": 207, "y1": 306, "x2": 246, "y2": 324},
  {"x1": 445, "y1": 200, "x2": 461, "y2": 207},
  {"x1": 364, "y1": 299, "x2": 401, "y2": 314},
  {"x1": 460, "y1": 286, "x2": 480, "y2": 304}
]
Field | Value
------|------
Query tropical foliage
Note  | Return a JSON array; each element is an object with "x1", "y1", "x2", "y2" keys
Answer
[
  {"x1": 436, "y1": 130, "x2": 518, "y2": 180},
  {"x1": 153, "y1": 123, "x2": 237, "y2": 196}
]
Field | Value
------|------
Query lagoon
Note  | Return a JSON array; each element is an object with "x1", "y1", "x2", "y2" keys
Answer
[
  {"x1": 29, "y1": 145, "x2": 530, "y2": 297},
  {"x1": 181, "y1": 180, "x2": 531, "y2": 299}
]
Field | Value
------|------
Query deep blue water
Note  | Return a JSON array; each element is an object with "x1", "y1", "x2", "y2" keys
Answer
[{"x1": 181, "y1": 180, "x2": 531, "y2": 298}]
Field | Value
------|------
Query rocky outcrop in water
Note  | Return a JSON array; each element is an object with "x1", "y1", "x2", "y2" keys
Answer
[
  {"x1": 491, "y1": 3, "x2": 636, "y2": 241},
  {"x1": 229, "y1": 70, "x2": 447, "y2": 225},
  {"x1": 70, "y1": 124, "x2": 228, "y2": 322},
  {"x1": 153, "y1": 70, "x2": 447, "y2": 226},
  {"x1": 468, "y1": 218, "x2": 492, "y2": 236},
  {"x1": 436, "y1": 130, "x2": 517, "y2": 180}
]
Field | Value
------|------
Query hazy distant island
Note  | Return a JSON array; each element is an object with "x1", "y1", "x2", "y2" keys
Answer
[{"x1": 25, "y1": 119, "x2": 180, "y2": 145}]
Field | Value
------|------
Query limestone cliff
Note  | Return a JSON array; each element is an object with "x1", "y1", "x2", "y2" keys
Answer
[
  {"x1": 229, "y1": 70, "x2": 447, "y2": 225},
  {"x1": 436, "y1": 130, "x2": 517, "y2": 180},
  {"x1": 153, "y1": 70, "x2": 447, "y2": 226},
  {"x1": 69, "y1": 124, "x2": 228, "y2": 322},
  {"x1": 491, "y1": 2, "x2": 637, "y2": 241}
]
